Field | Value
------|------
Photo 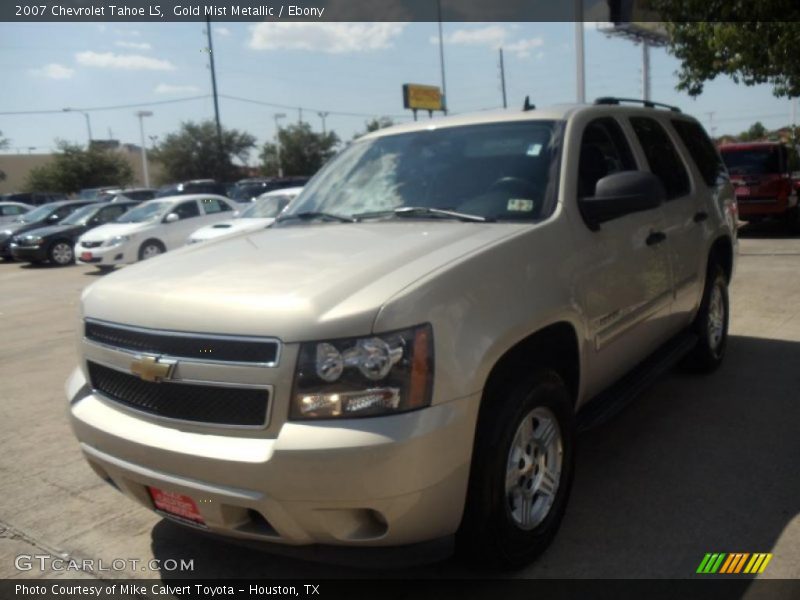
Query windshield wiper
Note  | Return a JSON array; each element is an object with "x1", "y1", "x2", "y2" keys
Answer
[
  {"x1": 276, "y1": 211, "x2": 356, "y2": 224},
  {"x1": 396, "y1": 207, "x2": 490, "y2": 222}
]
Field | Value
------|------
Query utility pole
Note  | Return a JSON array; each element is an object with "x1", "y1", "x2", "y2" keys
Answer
[
  {"x1": 437, "y1": 0, "x2": 448, "y2": 114},
  {"x1": 574, "y1": 19, "x2": 585, "y2": 102},
  {"x1": 706, "y1": 111, "x2": 717, "y2": 139},
  {"x1": 641, "y1": 40, "x2": 651, "y2": 102},
  {"x1": 135, "y1": 111, "x2": 153, "y2": 187},
  {"x1": 318, "y1": 111, "x2": 329, "y2": 135},
  {"x1": 205, "y1": 16, "x2": 224, "y2": 176},
  {"x1": 499, "y1": 48, "x2": 507, "y2": 109},
  {"x1": 298, "y1": 107, "x2": 303, "y2": 124},
  {"x1": 274, "y1": 113, "x2": 286, "y2": 178}
]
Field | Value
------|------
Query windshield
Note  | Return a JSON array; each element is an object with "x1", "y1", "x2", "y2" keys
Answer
[
  {"x1": 20, "y1": 204, "x2": 57, "y2": 223},
  {"x1": 284, "y1": 120, "x2": 561, "y2": 222},
  {"x1": 231, "y1": 183, "x2": 266, "y2": 201},
  {"x1": 117, "y1": 201, "x2": 170, "y2": 223},
  {"x1": 60, "y1": 204, "x2": 97, "y2": 226},
  {"x1": 241, "y1": 195, "x2": 293, "y2": 218},
  {"x1": 721, "y1": 147, "x2": 782, "y2": 175}
]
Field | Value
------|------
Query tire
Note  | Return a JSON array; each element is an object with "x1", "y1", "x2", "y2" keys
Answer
[
  {"x1": 681, "y1": 263, "x2": 729, "y2": 373},
  {"x1": 456, "y1": 369, "x2": 575, "y2": 569},
  {"x1": 138, "y1": 239, "x2": 165, "y2": 261},
  {"x1": 95, "y1": 265, "x2": 115, "y2": 274},
  {"x1": 48, "y1": 241, "x2": 74, "y2": 266},
  {"x1": 783, "y1": 206, "x2": 800, "y2": 234}
]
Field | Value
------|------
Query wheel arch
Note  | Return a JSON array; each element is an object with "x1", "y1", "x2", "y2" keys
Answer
[
  {"x1": 709, "y1": 235, "x2": 734, "y2": 283},
  {"x1": 481, "y1": 322, "x2": 581, "y2": 413}
]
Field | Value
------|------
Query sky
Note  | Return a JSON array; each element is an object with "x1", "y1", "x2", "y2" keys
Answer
[{"x1": 1, "y1": 21, "x2": 797, "y2": 163}]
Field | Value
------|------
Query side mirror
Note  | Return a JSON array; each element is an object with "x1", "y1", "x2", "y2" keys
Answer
[
  {"x1": 579, "y1": 171, "x2": 666, "y2": 231},
  {"x1": 88, "y1": 217, "x2": 101, "y2": 226},
  {"x1": 164, "y1": 213, "x2": 179, "y2": 223},
  {"x1": 232, "y1": 210, "x2": 240, "y2": 218},
  {"x1": 48, "y1": 213, "x2": 61, "y2": 222}
]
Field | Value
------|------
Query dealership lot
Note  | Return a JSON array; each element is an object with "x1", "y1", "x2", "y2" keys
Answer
[{"x1": 1, "y1": 226, "x2": 799, "y2": 579}]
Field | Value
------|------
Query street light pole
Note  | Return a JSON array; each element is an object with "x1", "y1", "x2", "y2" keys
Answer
[
  {"x1": 63, "y1": 108, "x2": 93, "y2": 146},
  {"x1": 574, "y1": 3, "x2": 585, "y2": 103},
  {"x1": 274, "y1": 113, "x2": 286, "y2": 177},
  {"x1": 135, "y1": 111, "x2": 153, "y2": 187},
  {"x1": 317, "y1": 111, "x2": 329, "y2": 135}
]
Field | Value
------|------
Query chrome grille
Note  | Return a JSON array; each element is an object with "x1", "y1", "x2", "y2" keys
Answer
[
  {"x1": 84, "y1": 319, "x2": 279, "y2": 365},
  {"x1": 88, "y1": 361, "x2": 269, "y2": 427}
]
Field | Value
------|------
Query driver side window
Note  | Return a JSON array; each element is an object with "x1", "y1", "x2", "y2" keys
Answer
[
  {"x1": 578, "y1": 118, "x2": 636, "y2": 198},
  {"x1": 173, "y1": 201, "x2": 200, "y2": 220}
]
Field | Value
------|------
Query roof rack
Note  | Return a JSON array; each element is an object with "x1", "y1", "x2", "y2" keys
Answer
[{"x1": 594, "y1": 97, "x2": 681, "y2": 113}]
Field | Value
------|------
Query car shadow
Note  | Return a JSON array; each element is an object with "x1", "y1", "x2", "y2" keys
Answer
[
  {"x1": 150, "y1": 334, "x2": 800, "y2": 579},
  {"x1": 738, "y1": 220, "x2": 797, "y2": 239}
]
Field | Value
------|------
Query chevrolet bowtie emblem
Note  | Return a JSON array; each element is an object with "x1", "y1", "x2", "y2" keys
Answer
[{"x1": 130, "y1": 356, "x2": 175, "y2": 382}]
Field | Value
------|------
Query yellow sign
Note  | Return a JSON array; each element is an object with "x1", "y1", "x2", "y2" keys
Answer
[{"x1": 403, "y1": 84, "x2": 443, "y2": 112}]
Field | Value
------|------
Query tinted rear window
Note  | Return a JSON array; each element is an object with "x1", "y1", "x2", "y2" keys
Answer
[
  {"x1": 630, "y1": 117, "x2": 691, "y2": 200},
  {"x1": 720, "y1": 147, "x2": 783, "y2": 176},
  {"x1": 671, "y1": 120, "x2": 726, "y2": 186}
]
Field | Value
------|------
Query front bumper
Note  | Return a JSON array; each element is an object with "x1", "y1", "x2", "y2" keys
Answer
[
  {"x1": 67, "y1": 367, "x2": 479, "y2": 547},
  {"x1": 75, "y1": 242, "x2": 131, "y2": 265},
  {"x1": 10, "y1": 244, "x2": 47, "y2": 262}
]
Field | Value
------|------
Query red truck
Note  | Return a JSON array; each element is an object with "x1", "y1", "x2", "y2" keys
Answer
[{"x1": 719, "y1": 142, "x2": 799, "y2": 230}]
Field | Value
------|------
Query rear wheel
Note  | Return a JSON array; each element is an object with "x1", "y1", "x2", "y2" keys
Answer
[
  {"x1": 48, "y1": 241, "x2": 74, "y2": 266},
  {"x1": 138, "y1": 240, "x2": 165, "y2": 261},
  {"x1": 682, "y1": 263, "x2": 729, "y2": 373},
  {"x1": 457, "y1": 369, "x2": 574, "y2": 569}
]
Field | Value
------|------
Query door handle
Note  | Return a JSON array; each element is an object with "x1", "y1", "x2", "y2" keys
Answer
[
  {"x1": 646, "y1": 231, "x2": 666, "y2": 246},
  {"x1": 694, "y1": 211, "x2": 708, "y2": 223}
]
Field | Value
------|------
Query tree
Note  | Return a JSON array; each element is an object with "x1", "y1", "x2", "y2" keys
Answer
[
  {"x1": 0, "y1": 131, "x2": 7, "y2": 182},
  {"x1": 353, "y1": 116, "x2": 395, "y2": 139},
  {"x1": 151, "y1": 120, "x2": 256, "y2": 183},
  {"x1": 24, "y1": 141, "x2": 133, "y2": 193},
  {"x1": 739, "y1": 121, "x2": 768, "y2": 142},
  {"x1": 260, "y1": 122, "x2": 339, "y2": 177},
  {"x1": 649, "y1": 3, "x2": 800, "y2": 97}
]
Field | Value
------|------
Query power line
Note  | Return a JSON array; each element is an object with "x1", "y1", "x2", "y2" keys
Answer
[
  {"x1": 0, "y1": 95, "x2": 212, "y2": 116},
  {"x1": 218, "y1": 94, "x2": 410, "y2": 120}
]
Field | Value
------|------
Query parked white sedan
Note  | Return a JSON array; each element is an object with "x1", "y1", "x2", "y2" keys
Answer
[
  {"x1": 76, "y1": 194, "x2": 237, "y2": 270},
  {"x1": 186, "y1": 186, "x2": 302, "y2": 244},
  {"x1": 0, "y1": 201, "x2": 33, "y2": 225}
]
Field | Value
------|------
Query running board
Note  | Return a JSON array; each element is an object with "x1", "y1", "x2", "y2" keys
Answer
[{"x1": 576, "y1": 331, "x2": 699, "y2": 433}]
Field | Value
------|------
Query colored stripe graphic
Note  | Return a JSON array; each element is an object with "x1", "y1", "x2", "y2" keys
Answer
[
  {"x1": 697, "y1": 553, "x2": 727, "y2": 573},
  {"x1": 698, "y1": 553, "x2": 773, "y2": 574}
]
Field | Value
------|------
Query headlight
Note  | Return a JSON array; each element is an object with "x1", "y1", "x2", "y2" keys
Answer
[
  {"x1": 104, "y1": 235, "x2": 130, "y2": 247},
  {"x1": 291, "y1": 324, "x2": 433, "y2": 420},
  {"x1": 23, "y1": 236, "x2": 43, "y2": 246}
]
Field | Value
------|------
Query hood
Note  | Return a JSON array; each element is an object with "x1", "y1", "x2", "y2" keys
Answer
[
  {"x1": 192, "y1": 218, "x2": 272, "y2": 240},
  {"x1": 79, "y1": 221, "x2": 148, "y2": 241},
  {"x1": 18, "y1": 223, "x2": 83, "y2": 239},
  {"x1": 2, "y1": 220, "x2": 46, "y2": 238},
  {"x1": 82, "y1": 221, "x2": 528, "y2": 342}
]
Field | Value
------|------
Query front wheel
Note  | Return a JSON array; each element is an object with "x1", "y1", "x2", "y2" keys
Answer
[
  {"x1": 138, "y1": 240, "x2": 165, "y2": 261},
  {"x1": 457, "y1": 369, "x2": 575, "y2": 569},
  {"x1": 682, "y1": 264, "x2": 729, "y2": 373},
  {"x1": 49, "y1": 241, "x2": 74, "y2": 266}
]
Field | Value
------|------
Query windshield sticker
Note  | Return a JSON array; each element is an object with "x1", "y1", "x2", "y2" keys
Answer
[
  {"x1": 526, "y1": 143, "x2": 543, "y2": 156},
  {"x1": 507, "y1": 198, "x2": 534, "y2": 212}
]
